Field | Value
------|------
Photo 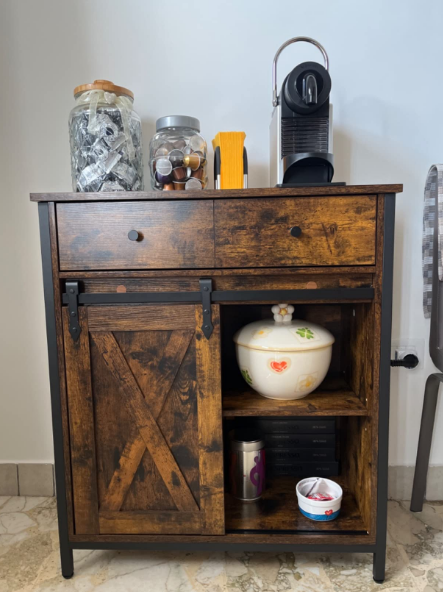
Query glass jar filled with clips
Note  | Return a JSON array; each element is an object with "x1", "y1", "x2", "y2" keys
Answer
[
  {"x1": 149, "y1": 116, "x2": 208, "y2": 191},
  {"x1": 69, "y1": 80, "x2": 144, "y2": 192}
]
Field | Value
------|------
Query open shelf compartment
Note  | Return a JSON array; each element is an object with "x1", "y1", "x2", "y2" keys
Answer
[
  {"x1": 220, "y1": 303, "x2": 376, "y2": 537},
  {"x1": 221, "y1": 303, "x2": 375, "y2": 418},
  {"x1": 225, "y1": 476, "x2": 366, "y2": 534},
  {"x1": 223, "y1": 415, "x2": 374, "y2": 536}
]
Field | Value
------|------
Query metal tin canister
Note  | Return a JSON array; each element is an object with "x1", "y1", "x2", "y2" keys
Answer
[{"x1": 229, "y1": 430, "x2": 265, "y2": 501}]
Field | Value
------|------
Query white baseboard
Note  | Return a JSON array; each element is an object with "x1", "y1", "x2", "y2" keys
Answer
[
  {"x1": 0, "y1": 463, "x2": 54, "y2": 496},
  {"x1": 388, "y1": 465, "x2": 443, "y2": 501}
]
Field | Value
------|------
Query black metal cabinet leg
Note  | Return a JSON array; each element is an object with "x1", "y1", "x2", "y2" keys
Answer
[
  {"x1": 373, "y1": 550, "x2": 386, "y2": 583},
  {"x1": 61, "y1": 544, "x2": 74, "y2": 579},
  {"x1": 39, "y1": 204, "x2": 74, "y2": 580},
  {"x1": 372, "y1": 194, "x2": 396, "y2": 584},
  {"x1": 410, "y1": 373, "x2": 442, "y2": 512}
]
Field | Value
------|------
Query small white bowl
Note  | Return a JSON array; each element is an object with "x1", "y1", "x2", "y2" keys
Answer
[{"x1": 296, "y1": 477, "x2": 343, "y2": 521}]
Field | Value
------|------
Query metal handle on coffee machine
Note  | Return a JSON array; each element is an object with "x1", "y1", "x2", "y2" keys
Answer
[{"x1": 272, "y1": 37, "x2": 329, "y2": 107}]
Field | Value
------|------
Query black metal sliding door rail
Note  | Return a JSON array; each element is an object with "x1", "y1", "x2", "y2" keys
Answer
[{"x1": 62, "y1": 287, "x2": 374, "y2": 306}]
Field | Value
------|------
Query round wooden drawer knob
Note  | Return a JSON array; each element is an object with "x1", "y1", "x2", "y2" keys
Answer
[
  {"x1": 128, "y1": 230, "x2": 140, "y2": 241},
  {"x1": 290, "y1": 226, "x2": 302, "y2": 238}
]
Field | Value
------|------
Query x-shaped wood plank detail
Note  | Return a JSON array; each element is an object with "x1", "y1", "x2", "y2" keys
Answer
[{"x1": 92, "y1": 331, "x2": 197, "y2": 512}]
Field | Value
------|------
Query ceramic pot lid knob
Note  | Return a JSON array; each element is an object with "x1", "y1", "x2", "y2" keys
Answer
[{"x1": 271, "y1": 303, "x2": 295, "y2": 323}]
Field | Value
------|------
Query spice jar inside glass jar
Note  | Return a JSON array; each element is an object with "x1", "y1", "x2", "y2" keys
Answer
[
  {"x1": 149, "y1": 116, "x2": 207, "y2": 191},
  {"x1": 69, "y1": 80, "x2": 144, "y2": 192}
]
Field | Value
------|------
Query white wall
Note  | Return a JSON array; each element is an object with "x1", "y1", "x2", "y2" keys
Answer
[{"x1": 1, "y1": 0, "x2": 442, "y2": 465}]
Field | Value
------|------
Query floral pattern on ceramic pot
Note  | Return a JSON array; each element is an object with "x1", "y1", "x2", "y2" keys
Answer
[
  {"x1": 268, "y1": 357, "x2": 291, "y2": 374},
  {"x1": 296, "y1": 372, "x2": 319, "y2": 393},
  {"x1": 291, "y1": 326, "x2": 321, "y2": 344},
  {"x1": 296, "y1": 327, "x2": 314, "y2": 339},
  {"x1": 241, "y1": 368, "x2": 253, "y2": 386},
  {"x1": 252, "y1": 327, "x2": 273, "y2": 340}
]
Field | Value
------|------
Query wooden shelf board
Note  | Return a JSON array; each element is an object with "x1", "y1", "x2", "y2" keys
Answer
[
  {"x1": 222, "y1": 377, "x2": 367, "y2": 417},
  {"x1": 225, "y1": 476, "x2": 366, "y2": 534}
]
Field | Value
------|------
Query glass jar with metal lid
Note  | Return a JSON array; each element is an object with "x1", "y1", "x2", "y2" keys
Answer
[
  {"x1": 149, "y1": 115, "x2": 208, "y2": 191},
  {"x1": 69, "y1": 80, "x2": 144, "y2": 192}
]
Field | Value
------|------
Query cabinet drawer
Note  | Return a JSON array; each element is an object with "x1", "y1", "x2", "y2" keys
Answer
[
  {"x1": 57, "y1": 201, "x2": 214, "y2": 270},
  {"x1": 214, "y1": 196, "x2": 376, "y2": 268}
]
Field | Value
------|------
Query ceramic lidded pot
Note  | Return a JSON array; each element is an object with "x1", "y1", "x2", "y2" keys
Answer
[{"x1": 233, "y1": 304, "x2": 335, "y2": 400}]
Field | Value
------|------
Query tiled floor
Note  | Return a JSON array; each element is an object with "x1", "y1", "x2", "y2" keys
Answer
[{"x1": 0, "y1": 496, "x2": 442, "y2": 591}]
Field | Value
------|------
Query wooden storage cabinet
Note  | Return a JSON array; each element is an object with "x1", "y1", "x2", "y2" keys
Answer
[{"x1": 32, "y1": 185, "x2": 401, "y2": 583}]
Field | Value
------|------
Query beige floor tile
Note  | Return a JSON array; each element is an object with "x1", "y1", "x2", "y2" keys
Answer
[
  {"x1": 0, "y1": 497, "x2": 441, "y2": 591},
  {"x1": 388, "y1": 500, "x2": 443, "y2": 569}
]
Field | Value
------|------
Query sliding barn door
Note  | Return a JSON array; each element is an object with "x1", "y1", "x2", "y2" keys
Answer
[{"x1": 63, "y1": 304, "x2": 224, "y2": 536}]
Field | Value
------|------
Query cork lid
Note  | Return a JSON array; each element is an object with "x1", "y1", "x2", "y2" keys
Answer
[{"x1": 73, "y1": 80, "x2": 134, "y2": 99}]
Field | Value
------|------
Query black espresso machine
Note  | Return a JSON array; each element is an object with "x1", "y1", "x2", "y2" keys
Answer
[{"x1": 270, "y1": 37, "x2": 337, "y2": 187}]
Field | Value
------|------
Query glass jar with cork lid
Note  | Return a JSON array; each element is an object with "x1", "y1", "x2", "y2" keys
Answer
[
  {"x1": 149, "y1": 116, "x2": 208, "y2": 191},
  {"x1": 69, "y1": 80, "x2": 144, "y2": 192}
]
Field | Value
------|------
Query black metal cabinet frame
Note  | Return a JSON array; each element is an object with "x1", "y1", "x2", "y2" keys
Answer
[{"x1": 37, "y1": 194, "x2": 395, "y2": 583}]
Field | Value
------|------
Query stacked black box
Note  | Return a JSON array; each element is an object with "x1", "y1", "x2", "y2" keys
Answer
[{"x1": 256, "y1": 418, "x2": 339, "y2": 477}]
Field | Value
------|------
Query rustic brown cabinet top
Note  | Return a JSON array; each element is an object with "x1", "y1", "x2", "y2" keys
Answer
[{"x1": 31, "y1": 184, "x2": 402, "y2": 202}]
